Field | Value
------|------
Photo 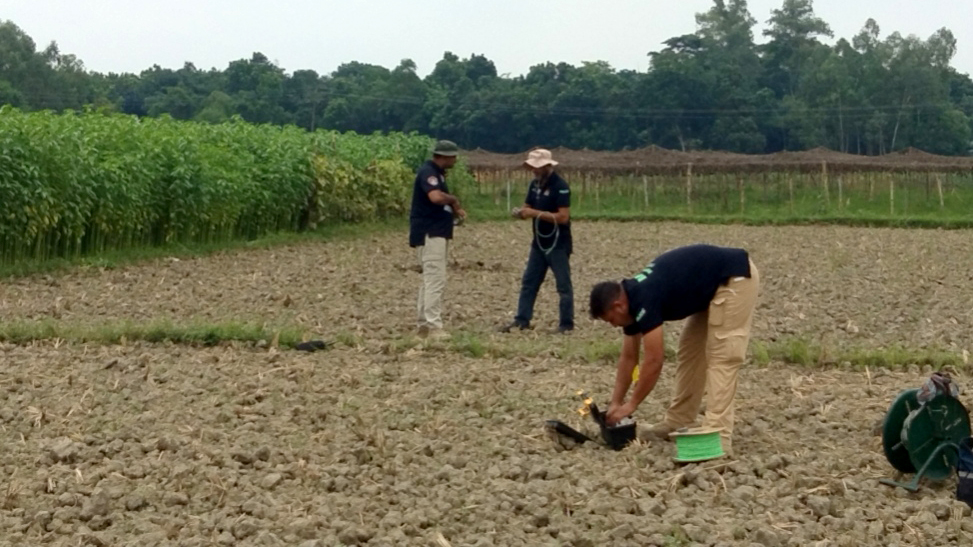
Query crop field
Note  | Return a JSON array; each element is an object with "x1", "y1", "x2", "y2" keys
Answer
[{"x1": 2, "y1": 220, "x2": 973, "y2": 546}]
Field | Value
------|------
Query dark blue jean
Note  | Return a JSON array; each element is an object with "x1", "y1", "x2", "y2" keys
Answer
[{"x1": 514, "y1": 246, "x2": 574, "y2": 328}]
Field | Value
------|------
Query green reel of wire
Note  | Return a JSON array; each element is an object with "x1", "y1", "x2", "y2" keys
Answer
[
  {"x1": 880, "y1": 387, "x2": 972, "y2": 492},
  {"x1": 669, "y1": 427, "x2": 725, "y2": 463}
]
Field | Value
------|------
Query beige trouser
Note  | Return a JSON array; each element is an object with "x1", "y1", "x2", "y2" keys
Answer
[
  {"x1": 416, "y1": 235, "x2": 448, "y2": 330},
  {"x1": 663, "y1": 259, "x2": 760, "y2": 454}
]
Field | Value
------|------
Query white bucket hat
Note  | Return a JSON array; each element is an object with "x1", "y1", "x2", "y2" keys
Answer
[{"x1": 524, "y1": 148, "x2": 558, "y2": 168}]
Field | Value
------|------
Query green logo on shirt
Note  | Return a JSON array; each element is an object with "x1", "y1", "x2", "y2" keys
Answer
[{"x1": 633, "y1": 262, "x2": 655, "y2": 283}]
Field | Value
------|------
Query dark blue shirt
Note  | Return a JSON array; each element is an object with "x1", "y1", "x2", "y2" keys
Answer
[
  {"x1": 409, "y1": 160, "x2": 454, "y2": 247},
  {"x1": 524, "y1": 172, "x2": 572, "y2": 254},
  {"x1": 622, "y1": 244, "x2": 751, "y2": 336}
]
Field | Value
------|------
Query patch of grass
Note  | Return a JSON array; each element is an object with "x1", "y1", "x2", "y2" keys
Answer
[
  {"x1": 412, "y1": 333, "x2": 676, "y2": 365},
  {"x1": 378, "y1": 333, "x2": 421, "y2": 355},
  {"x1": 463, "y1": 189, "x2": 973, "y2": 230},
  {"x1": 0, "y1": 318, "x2": 306, "y2": 348},
  {"x1": 380, "y1": 330, "x2": 966, "y2": 372},
  {"x1": 664, "y1": 526, "x2": 691, "y2": 547},
  {"x1": 2, "y1": 317, "x2": 964, "y2": 372},
  {"x1": 751, "y1": 340, "x2": 771, "y2": 367},
  {"x1": 449, "y1": 331, "x2": 487, "y2": 358},
  {"x1": 0, "y1": 219, "x2": 407, "y2": 280},
  {"x1": 781, "y1": 338, "x2": 814, "y2": 366},
  {"x1": 838, "y1": 345, "x2": 963, "y2": 370},
  {"x1": 572, "y1": 213, "x2": 973, "y2": 230},
  {"x1": 763, "y1": 336, "x2": 965, "y2": 370},
  {"x1": 334, "y1": 330, "x2": 365, "y2": 347},
  {"x1": 581, "y1": 339, "x2": 621, "y2": 364}
]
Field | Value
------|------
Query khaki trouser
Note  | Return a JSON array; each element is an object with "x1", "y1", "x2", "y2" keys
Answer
[
  {"x1": 663, "y1": 259, "x2": 760, "y2": 455},
  {"x1": 416, "y1": 235, "x2": 448, "y2": 330}
]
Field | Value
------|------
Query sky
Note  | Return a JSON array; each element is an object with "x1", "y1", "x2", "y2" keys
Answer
[{"x1": 4, "y1": 0, "x2": 973, "y2": 78}]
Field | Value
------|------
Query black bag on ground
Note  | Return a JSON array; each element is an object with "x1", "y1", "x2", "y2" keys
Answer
[{"x1": 957, "y1": 437, "x2": 973, "y2": 507}]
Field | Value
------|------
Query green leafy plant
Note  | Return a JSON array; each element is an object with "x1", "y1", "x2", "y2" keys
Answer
[{"x1": 0, "y1": 108, "x2": 434, "y2": 265}]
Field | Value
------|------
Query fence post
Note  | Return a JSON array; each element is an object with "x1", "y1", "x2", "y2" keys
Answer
[
  {"x1": 578, "y1": 172, "x2": 584, "y2": 210},
  {"x1": 889, "y1": 178, "x2": 895, "y2": 215},
  {"x1": 788, "y1": 175, "x2": 794, "y2": 214},
  {"x1": 822, "y1": 161, "x2": 830, "y2": 210},
  {"x1": 506, "y1": 178, "x2": 511, "y2": 213},
  {"x1": 936, "y1": 174, "x2": 945, "y2": 209},
  {"x1": 738, "y1": 175, "x2": 745, "y2": 214},
  {"x1": 837, "y1": 176, "x2": 843, "y2": 212},
  {"x1": 643, "y1": 175, "x2": 649, "y2": 210},
  {"x1": 686, "y1": 163, "x2": 693, "y2": 214},
  {"x1": 595, "y1": 173, "x2": 600, "y2": 210}
]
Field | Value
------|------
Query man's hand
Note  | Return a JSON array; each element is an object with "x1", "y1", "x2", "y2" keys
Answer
[
  {"x1": 455, "y1": 207, "x2": 467, "y2": 220},
  {"x1": 510, "y1": 207, "x2": 523, "y2": 219},
  {"x1": 519, "y1": 206, "x2": 539, "y2": 219},
  {"x1": 606, "y1": 401, "x2": 636, "y2": 426}
]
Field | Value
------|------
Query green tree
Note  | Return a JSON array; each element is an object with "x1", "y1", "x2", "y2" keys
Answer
[
  {"x1": 282, "y1": 69, "x2": 325, "y2": 130},
  {"x1": 321, "y1": 61, "x2": 394, "y2": 133},
  {"x1": 225, "y1": 53, "x2": 288, "y2": 124},
  {"x1": 194, "y1": 90, "x2": 235, "y2": 124},
  {"x1": 380, "y1": 60, "x2": 427, "y2": 133},
  {"x1": 761, "y1": 0, "x2": 833, "y2": 97},
  {"x1": 647, "y1": 35, "x2": 714, "y2": 151},
  {"x1": 0, "y1": 20, "x2": 54, "y2": 108}
]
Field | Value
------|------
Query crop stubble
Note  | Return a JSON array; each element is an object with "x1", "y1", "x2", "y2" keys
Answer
[{"x1": 1, "y1": 221, "x2": 972, "y2": 546}]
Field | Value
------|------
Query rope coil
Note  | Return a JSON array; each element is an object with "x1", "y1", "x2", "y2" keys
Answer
[
  {"x1": 534, "y1": 213, "x2": 559, "y2": 255},
  {"x1": 671, "y1": 429, "x2": 725, "y2": 462}
]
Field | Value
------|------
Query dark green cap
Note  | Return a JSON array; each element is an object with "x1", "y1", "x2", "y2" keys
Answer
[{"x1": 433, "y1": 140, "x2": 459, "y2": 157}]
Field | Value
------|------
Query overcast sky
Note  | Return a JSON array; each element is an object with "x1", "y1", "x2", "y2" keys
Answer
[{"x1": 4, "y1": 0, "x2": 972, "y2": 78}]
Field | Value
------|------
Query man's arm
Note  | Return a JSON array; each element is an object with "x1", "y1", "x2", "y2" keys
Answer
[
  {"x1": 610, "y1": 333, "x2": 641, "y2": 407},
  {"x1": 427, "y1": 189, "x2": 460, "y2": 207},
  {"x1": 521, "y1": 206, "x2": 570, "y2": 224},
  {"x1": 607, "y1": 325, "x2": 665, "y2": 424},
  {"x1": 627, "y1": 325, "x2": 665, "y2": 408}
]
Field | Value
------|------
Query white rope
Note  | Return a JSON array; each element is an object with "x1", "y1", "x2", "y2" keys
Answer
[{"x1": 534, "y1": 212, "x2": 559, "y2": 255}]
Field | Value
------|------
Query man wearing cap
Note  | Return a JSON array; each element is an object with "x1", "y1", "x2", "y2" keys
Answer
[
  {"x1": 409, "y1": 140, "x2": 466, "y2": 339},
  {"x1": 500, "y1": 149, "x2": 574, "y2": 334},
  {"x1": 587, "y1": 244, "x2": 760, "y2": 456}
]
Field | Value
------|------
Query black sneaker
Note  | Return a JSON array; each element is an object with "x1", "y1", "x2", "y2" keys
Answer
[
  {"x1": 498, "y1": 321, "x2": 529, "y2": 333},
  {"x1": 554, "y1": 325, "x2": 574, "y2": 335}
]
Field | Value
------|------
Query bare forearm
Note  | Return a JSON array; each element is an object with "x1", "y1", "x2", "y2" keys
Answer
[
  {"x1": 611, "y1": 356, "x2": 637, "y2": 405},
  {"x1": 437, "y1": 193, "x2": 459, "y2": 206}
]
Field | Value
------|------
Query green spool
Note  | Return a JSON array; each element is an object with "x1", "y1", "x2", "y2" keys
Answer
[{"x1": 670, "y1": 427, "x2": 725, "y2": 463}]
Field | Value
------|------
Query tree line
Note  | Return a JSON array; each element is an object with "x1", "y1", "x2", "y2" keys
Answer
[{"x1": 2, "y1": 0, "x2": 972, "y2": 155}]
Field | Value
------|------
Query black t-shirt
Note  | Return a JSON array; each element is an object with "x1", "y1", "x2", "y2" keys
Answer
[
  {"x1": 524, "y1": 172, "x2": 572, "y2": 254},
  {"x1": 622, "y1": 244, "x2": 751, "y2": 336},
  {"x1": 409, "y1": 160, "x2": 454, "y2": 247}
]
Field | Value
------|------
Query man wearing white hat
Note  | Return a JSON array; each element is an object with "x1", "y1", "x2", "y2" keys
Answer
[{"x1": 500, "y1": 148, "x2": 574, "y2": 334}]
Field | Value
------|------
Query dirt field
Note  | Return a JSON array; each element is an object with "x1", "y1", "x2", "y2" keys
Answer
[{"x1": 2, "y1": 221, "x2": 973, "y2": 546}]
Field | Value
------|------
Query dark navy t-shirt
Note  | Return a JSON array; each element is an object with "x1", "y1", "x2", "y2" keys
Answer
[
  {"x1": 622, "y1": 244, "x2": 751, "y2": 336},
  {"x1": 524, "y1": 172, "x2": 572, "y2": 254},
  {"x1": 409, "y1": 160, "x2": 454, "y2": 247}
]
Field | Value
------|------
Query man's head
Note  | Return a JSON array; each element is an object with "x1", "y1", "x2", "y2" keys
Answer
[
  {"x1": 432, "y1": 140, "x2": 459, "y2": 170},
  {"x1": 524, "y1": 148, "x2": 557, "y2": 180},
  {"x1": 589, "y1": 281, "x2": 632, "y2": 327}
]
